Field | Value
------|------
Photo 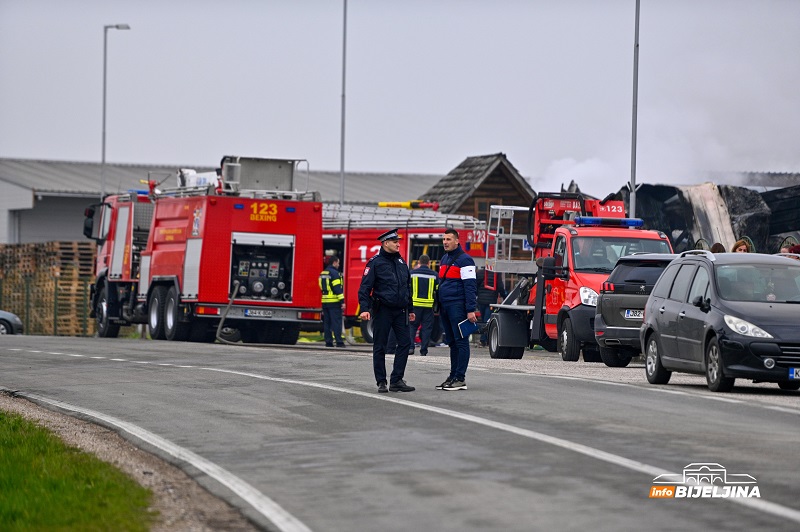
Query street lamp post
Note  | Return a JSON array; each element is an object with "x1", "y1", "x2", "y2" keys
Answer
[{"x1": 101, "y1": 23, "x2": 130, "y2": 200}]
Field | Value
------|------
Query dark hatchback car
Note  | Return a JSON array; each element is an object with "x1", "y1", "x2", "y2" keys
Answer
[
  {"x1": 640, "y1": 250, "x2": 800, "y2": 392},
  {"x1": 0, "y1": 309, "x2": 24, "y2": 335},
  {"x1": 595, "y1": 253, "x2": 677, "y2": 367}
]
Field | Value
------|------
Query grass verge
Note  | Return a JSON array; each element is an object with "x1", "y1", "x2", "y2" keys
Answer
[{"x1": 0, "y1": 411, "x2": 157, "y2": 531}]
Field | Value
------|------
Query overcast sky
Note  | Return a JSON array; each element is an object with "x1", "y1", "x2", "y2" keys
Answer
[{"x1": 1, "y1": 0, "x2": 799, "y2": 198}]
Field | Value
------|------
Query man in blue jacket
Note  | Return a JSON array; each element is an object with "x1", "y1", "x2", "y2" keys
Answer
[
  {"x1": 358, "y1": 229, "x2": 416, "y2": 393},
  {"x1": 436, "y1": 228, "x2": 478, "y2": 391}
]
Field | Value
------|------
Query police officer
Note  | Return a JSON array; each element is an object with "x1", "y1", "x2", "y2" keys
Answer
[
  {"x1": 409, "y1": 254, "x2": 438, "y2": 356},
  {"x1": 319, "y1": 255, "x2": 345, "y2": 347},
  {"x1": 358, "y1": 229, "x2": 416, "y2": 393}
]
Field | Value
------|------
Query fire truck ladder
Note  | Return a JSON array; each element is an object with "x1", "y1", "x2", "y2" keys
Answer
[
  {"x1": 322, "y1": 205, "x2": 484, "y2": 230},
  {"x1": 485, "y1": 205, "x2": 539, "y2": 275}
]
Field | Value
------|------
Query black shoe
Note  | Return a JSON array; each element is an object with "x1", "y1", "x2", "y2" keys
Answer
[
  {"x1": 377, "y1": 382, "x2": 388, "y2": 393},
  {"x1": 336, "y1": 343, "x2": 346, "y2": 348},
  {"x1": 389, "y1": 380, "x2": 415, "y2": 392},
  {"x1": 420, "y1": 351, "x2": 427, "y2": 356},
  {"x1": 325, "y1": 343, "x2": 334, "y2": 347},
  {"x1": 435, "y1": 379, "x2": 452, "y2": 390},
  {"x1": 443, "y1": 380, "x2": 467, "y2": 391}
]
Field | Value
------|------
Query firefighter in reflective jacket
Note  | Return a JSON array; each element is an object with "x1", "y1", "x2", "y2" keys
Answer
[
  {"x1": 409, "y1": 254, "x2": 438, "y2": 356},
  {"x1": 319, "y1": 255, "x2": 345, "y2": 347}
]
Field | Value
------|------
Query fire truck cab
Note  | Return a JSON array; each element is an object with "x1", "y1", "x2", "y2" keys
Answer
[
  {"x1": 321, "y1": 205, "x2": 486, "y2": 343},
  {"x1": 485, "y1": 193, "x2": 673, "y2": 360},
  {"x1": 83, "y1": 156, "x2": 323, "y2": 344}
]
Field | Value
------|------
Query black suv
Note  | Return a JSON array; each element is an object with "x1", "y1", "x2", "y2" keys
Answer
[
  {"x1": 640, "y1": 250, "x2": 800, "y2": 392},
  {"x1": 595, "y1": 253, "x2": 676, "y2": 367}
]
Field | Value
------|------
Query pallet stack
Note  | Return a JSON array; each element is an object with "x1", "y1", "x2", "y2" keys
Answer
[{"x1": 0, "y1": 241, "x2": 96, "y2": 336}]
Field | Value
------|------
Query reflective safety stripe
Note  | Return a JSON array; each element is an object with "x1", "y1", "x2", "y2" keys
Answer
[
  {"x1": 319, "y1": 271, "x2": 344, "y2": 303},
  {"x1": 412, "y1": 274, "x2": 435, "y2": 308}
]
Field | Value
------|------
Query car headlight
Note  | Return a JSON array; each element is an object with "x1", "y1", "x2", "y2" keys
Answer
[
  {"x1": 579, "y1": 286, "x2": 598, "y2": 307},
  {"x1": 723, "y1": 315, "x2": 773, "y2": 338}
]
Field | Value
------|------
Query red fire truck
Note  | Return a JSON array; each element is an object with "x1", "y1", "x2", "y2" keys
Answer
[
  {"x1": 321, "y1": 205, "x2": 486, "y2": 343},
  {"x1": 83, "y1": 156, "x2": 323, "y2": 344},
  {"x1": 485, "y1": 192, "x2": 673, "y2": 360}
]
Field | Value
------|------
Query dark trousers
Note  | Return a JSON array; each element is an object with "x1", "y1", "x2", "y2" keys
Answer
[
  {"x1": 322, "y1": 304, "x2": 344, "y2": 345},
  {"x1": 372, "y1": 307, "x2": 411, "y2": 385},
  {"x1": 410, "y1": 306, "x2": 434, "y2": 355},
  {"x1": 439, "y1": 300, "x2": 470, "y2": 382}
]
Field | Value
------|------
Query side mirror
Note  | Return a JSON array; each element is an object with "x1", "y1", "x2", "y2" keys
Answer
[
  {"x1": 82, "y1": 216, "x2": 94, "y2": 239},
  {"x1": 692, "y1": 295, "x2": 710, "y2": 311},
  {"x1": 540, "y1": 257, "x2": 557, "y2": 281}
]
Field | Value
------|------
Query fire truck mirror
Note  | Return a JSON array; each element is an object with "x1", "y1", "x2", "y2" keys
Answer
[{"x1": 540, "y1": 257, "x2": 558, "y2": 281}]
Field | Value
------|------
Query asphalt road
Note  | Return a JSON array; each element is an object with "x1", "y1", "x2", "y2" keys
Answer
[{"x1": 2, "y1": 335, "x2": 799, "y2": 532}]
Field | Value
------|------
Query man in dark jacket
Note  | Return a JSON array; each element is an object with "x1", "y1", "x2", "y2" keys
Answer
[
  {"x1": 409, "y1": 254, "x2": 438, "y2": 356},
  {"x1": 358, "y1": 229, "x2": 416, "y2": 393},
  {"x1": 319, "y1": 255, "x2": 345, "y2": 347},
  {"x1": 436, "y1": 228, "x2": 478, "y2": 391},
  {"x1": 476, "y1": 267, "x2": 507, "y2": 347}
]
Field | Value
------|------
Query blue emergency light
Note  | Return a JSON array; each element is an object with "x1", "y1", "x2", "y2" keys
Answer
[{"x1": 574, "y1": 216, "x2": 644, "y2": 228}]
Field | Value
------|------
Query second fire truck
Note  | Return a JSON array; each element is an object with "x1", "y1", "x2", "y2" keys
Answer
[{"x1": 83, "y1": 156, "x2": 323, "y2": 344}]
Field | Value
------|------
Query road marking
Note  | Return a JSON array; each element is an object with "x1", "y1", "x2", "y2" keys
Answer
[
  {"x1": 110, "y1": 358, "x2": 128, "y2": 362},
  {"x1": 200, "y1": 366, "x2": 800, "y2": 525},
  {"x1": 47, "y1": 352, "x2": 63, "y2": 355},
  {"x1": 90, "y1": 356, "x2": 105, "y2": 359},
  {"x1": 67, "y1": 354, "x2": 84, "y2": 357},
  {"x1": 13, "y1": 391, "x2": 312, "y2": 532}
]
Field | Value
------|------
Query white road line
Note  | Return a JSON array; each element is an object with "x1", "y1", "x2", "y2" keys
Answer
[
  {"x1": 90, "y1": 356, "x2": 105, "y2": 359},
  {"x1": 15, "y1": 391, "x2": 312, "y2": 532},
  {"x1": 200, "y1": 366, "x2": 800, "y2": 525},
  {"x1": 110, "y1": 358, "x2": 128, "y2": 362},
  {"x1": 47, "y1": 352, "x2": 63, "y2": 355},
  {"x1": 67, "y1": 354, "x2": 84, "y2": 357}
]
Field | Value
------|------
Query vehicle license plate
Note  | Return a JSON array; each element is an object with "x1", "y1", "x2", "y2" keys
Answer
[
  {"x1": 245, "y1": 308, "x2": 273, "y2": 318},
  {"x1": 624, "y1": 309, "x2": 643, "y2": 320},
  {"x1": 789, "y1": 368, "x2": 800, "y2": 380}
]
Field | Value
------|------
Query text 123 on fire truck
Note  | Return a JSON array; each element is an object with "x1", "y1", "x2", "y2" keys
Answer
[
  {"x1": 484, "y1": 192, "x2": 673, "y2": 361},
  {"x1": 83, "y1": 156, "x2": 323, "y2": 344},
  {"x1": 321, "y1": 204, "x2": 486, "y2": 344}
]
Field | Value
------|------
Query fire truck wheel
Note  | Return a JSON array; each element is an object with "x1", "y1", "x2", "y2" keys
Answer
[
  {"x1": 96, "y1": 284, "x2": 120, "y2": 338},
  {"x1": 148, "y1": 285, "x2": 168, "y2": 340},
  {"x1": 239, "y1": 325, "x2": 260, "y2": 344},
  {"x1": 280, "y1": 324, "x2": 301, "y2": 345},
  {"x1": 165, "y1": 286, "x2": 191, "y2": 342},
  {"x1": 558, "y1": 317, "x2": 580, "y2": 362},
  {"x1": 582, "y1": 346, "x2": 603, "y2": 363},
  {"x1": 487, "y1": 320, "x2": 524, "y2": 359},
  {"x1": 599, "y1": 346, "x2": 633, "y2": 367},
  {"x1": 360, "y1": 319, "x2": 375, "y2": 344}
]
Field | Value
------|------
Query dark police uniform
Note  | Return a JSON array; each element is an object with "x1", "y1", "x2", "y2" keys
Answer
[
  {"x1": 319, "y1": 258, "x2": 345, "y2": 347},
  {"x1": 357, "y1": 229, "x2": 414, "y2": 390}
]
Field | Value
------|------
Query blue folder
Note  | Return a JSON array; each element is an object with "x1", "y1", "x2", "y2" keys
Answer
[{"x1": 458, "y1": 318, "x2": 481, "y2": 338}]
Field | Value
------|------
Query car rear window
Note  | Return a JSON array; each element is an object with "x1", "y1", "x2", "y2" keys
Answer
[{"x1": 608, "y1": 261, "x2": 672, "y2": 285}]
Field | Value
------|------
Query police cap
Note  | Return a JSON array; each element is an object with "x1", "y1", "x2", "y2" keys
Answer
[{"x1": 377, "y1": 229, "x2": 400, "y2": 242}]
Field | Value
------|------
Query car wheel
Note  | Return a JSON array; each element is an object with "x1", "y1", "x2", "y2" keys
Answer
[
  {"x1": 148, "y1": 285, "x2": 168, "y2": 340},
  {"x1": 488, "y1": 320, "x2": 524, "y2": 359},
  {"x1": 600, "y1": 346, "x2": 632, "y2": 367},
  {"x1": 705, "y1": 337, "x2": 734, "y2": 392},
  {"x1": 164, "y1": 286, "x2": 191, "y2": 341},
  {"x1": 645, "y1": 334, "x2": 671, "y2": 384},
  {"x1": 95, "y1": 284, "x2": 121, "y2": 338},
  {"x1": 558, "y1": 317, "x2": 580, "y2": 362},
  {"x1": 0, "y1": 319, "x2": 10, "y2": 335},
  {"x1": 778, "y1": 381, "x2": 800, "y2": 391}
]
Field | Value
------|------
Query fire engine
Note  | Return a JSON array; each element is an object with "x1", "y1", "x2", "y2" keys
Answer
[
  {"x1": 82, "y1": 156, "x2": 323, "y2": 344},
  {"x1": 321, "y1": 204, "x2": 486, "y2": 343},
  {"x1": 485, "y1": 192, "x2": 673, "y2": 360}
]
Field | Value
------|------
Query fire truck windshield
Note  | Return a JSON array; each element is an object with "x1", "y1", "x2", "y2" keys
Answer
[{"x1": 572, "y1": 237, "x2": 672, "y2": 272}]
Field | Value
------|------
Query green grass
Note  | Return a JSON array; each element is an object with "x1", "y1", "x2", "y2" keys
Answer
[{"x1": 0, "y1": 411, "x2": 157, "y2": 531}]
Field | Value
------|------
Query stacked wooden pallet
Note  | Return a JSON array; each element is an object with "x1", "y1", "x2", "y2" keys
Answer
[{"x1": 0, "y1": 241, "x2": 96, "y2": 336}]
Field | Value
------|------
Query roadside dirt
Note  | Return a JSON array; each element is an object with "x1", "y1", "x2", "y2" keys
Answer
[{"x1": 0, "y1": 392, "x2": 259, "y2": 532}]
